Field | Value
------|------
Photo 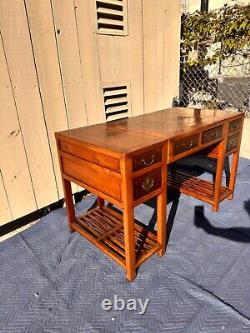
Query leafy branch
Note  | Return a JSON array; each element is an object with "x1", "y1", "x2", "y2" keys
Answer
[{"x1": 181, "y1": 4, "x2": 250, "y2": 68}]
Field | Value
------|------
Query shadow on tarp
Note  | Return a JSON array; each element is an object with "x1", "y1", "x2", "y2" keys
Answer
[
  {"x1": 90, "y1": 156, "x2": 250, "y2": 254},
  {"x1": 102, "y1": 190, "x2": 181, "y2": 245},
  {"x1": 194, "y1": 204, "x2": 250, "y2": 243}
]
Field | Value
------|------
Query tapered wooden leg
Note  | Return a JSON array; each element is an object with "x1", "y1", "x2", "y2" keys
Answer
[
  {"x1": 62, "y1": 177, "x2": 75, "y2": 232},
  {"x1": 97, "y1": 197, "x2": 105, "y2": 207},
  {"x1": 157, "y1": 159, "x2": 167, "y2": 256},
  {"x1": 213, "y1": 139, "x2": 227, "y2": 212},
  {"x1": 228, "y1": 151, "x2": 240, "y2": 200},
  {"x1": 123, "y1": 205, "x2": 136, "y2": 282},
  {"x1": 157, "y1": 192, "x2": 167, "y2": 256},
  {"x1": 121, "y1": 156, "x2": 136, "y2": 281}
]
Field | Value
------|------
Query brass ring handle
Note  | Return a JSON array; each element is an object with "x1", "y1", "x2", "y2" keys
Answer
[
  {"x1": 228, "y1": 139, "x2": 236, "y2": 147},
  {"x1": 232, "y1": 122, "x2": 237, "y2": 129},
  {"x1": 142, "y1": 154, "x2": 155, "y2": 166},
  {"x1": 141, "y1": 176, "x2": 155, "y2": 192},
  {"x1": 210, "y1": 132, "x2": 217, "y2": 139},
  {"x1": 186, "y1": 141, "x2": 193, "y2": 149}
]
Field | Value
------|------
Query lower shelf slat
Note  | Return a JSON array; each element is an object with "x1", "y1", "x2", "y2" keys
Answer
[
  {"x1": 168, "y1": 170, "x2": 232, "y2": 204},
  {"x1": 71, "y1": 206, "x2": 160, "y2": 269}
]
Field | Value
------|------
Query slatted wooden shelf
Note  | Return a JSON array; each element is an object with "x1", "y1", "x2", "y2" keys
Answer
[
  {"x1": 71, "y1": 206, "x2": 160, "y2": 269},
  {"x1": 168, "y1": 170, "x2": 232, "y2": 204}
]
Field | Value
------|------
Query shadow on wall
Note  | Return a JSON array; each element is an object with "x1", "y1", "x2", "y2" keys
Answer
[{"x1": 194, "y1": 204, "x2": 250, "y2": 243}]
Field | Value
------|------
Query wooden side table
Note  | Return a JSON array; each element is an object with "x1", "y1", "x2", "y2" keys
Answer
[
  {"x1": 109, "y1": 108, "x2": 244, "y2": 212},
  {"x1": 167, "y1": 115, "x2": 244, "y2": 211},
  {"x1": 56, "y1": 125, "x2": 167, "y2": 281},
  {"x1": 202, "y1": 116, "x2": 244, "y2": 202}
]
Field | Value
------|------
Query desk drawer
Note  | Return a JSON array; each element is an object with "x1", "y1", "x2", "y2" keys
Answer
[
  {"x1": 173, "y1": 134, "x2": 199, "y2": 156},
  {"x1": 133, "y1": 147, "x2": 162, "y2": 171},
  {"x1": 226, "y1": 132, "x2": 240, "y2": 153},
  {"x1": 60, "y1": 140, "x2": 120, "y2": 172},
  {"x1": 133, "y1": 168, "x2": 161, "y2": 201},
  {"x1": 61, "y1": 153, "x2": 121, "y2": 201},
  {"x1": 229, "y1": 118, "x2": 242, "y2": 133},
  {"x1": 202, "y1": 125, "x2": 223, "y2": 144}
]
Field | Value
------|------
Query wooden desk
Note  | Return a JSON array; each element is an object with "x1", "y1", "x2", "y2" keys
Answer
[{"x1": 55, "y1": 107, "x2": 244, "y2": 281}]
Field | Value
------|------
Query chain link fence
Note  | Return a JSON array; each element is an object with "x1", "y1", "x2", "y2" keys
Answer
[{"x1": 179, "y1": 21, "x2": 250, "y2": 118}]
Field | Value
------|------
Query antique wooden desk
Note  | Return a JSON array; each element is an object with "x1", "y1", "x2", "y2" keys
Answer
[{"x1": 55, "y1": 108, "x2": 244, "y2": 281}]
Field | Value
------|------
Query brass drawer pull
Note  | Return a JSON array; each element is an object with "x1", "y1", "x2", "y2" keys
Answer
[
  {"x1": 210, "y1": 132, "x2": 218, "y2": 139},
  {"x1": 141, "y1": 154, "x2": 155, "y2": 166},
  {"x1": 183, "y1": 141, "x2": 193, "y2": 150},
  {"x1": 229, "y1": 120, "x2": 242, "y2": 133},
  {"x1": 141, "y1": 176, "x2": 155, "y2": 192},
  {"x1": 228, "y1": 139, "x2": 237, "y2": 149},
  {"x1": 202, "y1": 125, "x2": 223, "y2": 144}
]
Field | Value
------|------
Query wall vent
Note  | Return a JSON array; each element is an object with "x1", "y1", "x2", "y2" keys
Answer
[
  {"x1": 95, "y1": 0, "x2": 128, "y2": 36},
  {"x1": 102, "y1": 83, "x2": 130, "y2": 122}
]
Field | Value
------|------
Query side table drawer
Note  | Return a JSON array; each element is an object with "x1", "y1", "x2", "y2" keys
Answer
[
  {"x1": 61, "y1": 153, "x2": 121, "y2": 201},
  {"x1": 202, "y1": 125, "x2": 223, "y2": 144},
  {"x1": 60, "y1": 140, "x2": 120, "y2": 171},
  {"x1": 229, "y1": 118, "x2": 242, "y2": 133},
  {"x1": 173, "y1": 134, "x2": 199, "y2": 156},
  {"x1": 133, "y1": 147, "x2": 162, "y2": 171},
  {"x1": 133, "y1": 168, "x2": 161, "y2": 201},
  {"x1": 226, "y1": 132, "x2": 240, "y2": 153}
]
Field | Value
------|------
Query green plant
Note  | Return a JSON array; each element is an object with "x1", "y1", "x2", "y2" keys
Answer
[{"x1": 181, "y1": 4, "x2": 250, "y2": 69}]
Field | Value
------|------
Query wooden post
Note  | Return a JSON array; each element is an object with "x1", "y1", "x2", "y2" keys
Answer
[
  {"x1": 121, "y1": 156, "x2": 136, "y2": 282},
  {"x1": 157, "y1": 142, "x2": 168, "y2": 256},
  {"x1": 227, "y1": 151, "x2": 240, "y2": 200},
  {"x1": 212, "y1": 124, "x2": 228, "y2": 212},
  {"x1": 96, "y1": 197, "x2": 105, "y2": 208},
  {"x1": 62, "y1": 177, "x2": 75, "y2": 232},
  {"x1": 228, "y1": 125, "x2": 243, "y2": 199}
]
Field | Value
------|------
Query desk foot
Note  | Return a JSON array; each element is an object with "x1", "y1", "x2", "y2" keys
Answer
[
  {"x1": 157, "y1": 247, "x2": 166, "y2": 256},
  {"x1": 212, "y1": 205, "x2": 219, "y2": 212},
  {"x1": 126, "y1": 270, "x2": 136, "y2": 282},
  {"x1": 228, "y1": 194, "x2": 234, "y2": 200}
]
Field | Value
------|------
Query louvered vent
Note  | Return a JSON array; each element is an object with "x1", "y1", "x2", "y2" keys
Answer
[
  {"x1": 95, "y1": 0, "x2": 128, "y2": 35},
  {"x1": 102, "y1": 84, "x2": 130, "y2": 122}
]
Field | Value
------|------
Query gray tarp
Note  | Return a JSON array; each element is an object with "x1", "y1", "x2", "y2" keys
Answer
[{"x1": 0, "y1": 158, "x2": 250, "y2": 332}]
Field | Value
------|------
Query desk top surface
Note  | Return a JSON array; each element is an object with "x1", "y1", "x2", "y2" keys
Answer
[{"x1": 56, "y1": 108, "x2": 242, "y2": 154}]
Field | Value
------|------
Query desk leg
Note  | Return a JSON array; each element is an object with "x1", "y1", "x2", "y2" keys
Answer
[
  {"x1": 157, "y1": 163, "x2": 167, "y2": 256},
  {"x1": 121, "y1": 156, "x2": 136, "y2": 282},
  {"x1": 228, "y1": 150, "x2": 240, "y2": 200},
  {"x1": 123, "y1": 205, "x2": 136, "y2": 282},
  {"x1": 97, "y1": 197, "x2": 105, "y2": 208},
  {"x1": 62, "y1": 177, "x2": 75, "y2": 232},
  {"x1": 213, "y1": 140, "x2": 226, "y2": 212}
]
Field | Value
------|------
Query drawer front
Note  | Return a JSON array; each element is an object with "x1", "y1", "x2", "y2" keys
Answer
[
  {"x1": 61, "y1": 154, "x2": 121, "y2": 201},
  {"x1": 229, "y1": 118, "x2": 242, "y2": 133},
  {"x1": 133, "y1": 168, "x2": 161, "y2": 201},
  {"x1": 133, "y1": 147, "x2": 162, "y2": 171},
  {"x1": 173, "y1": 134, "x2": 199, "y2": 156},
  {"x1": 202, "y1": 125, "x2": 223, "y2": 144},
  {"x1": 60, "y1": 140, "x2": 120, "y2": 172},
  {"x1": 226, "y1": 133, "x2": 240, "y2": 153}
]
